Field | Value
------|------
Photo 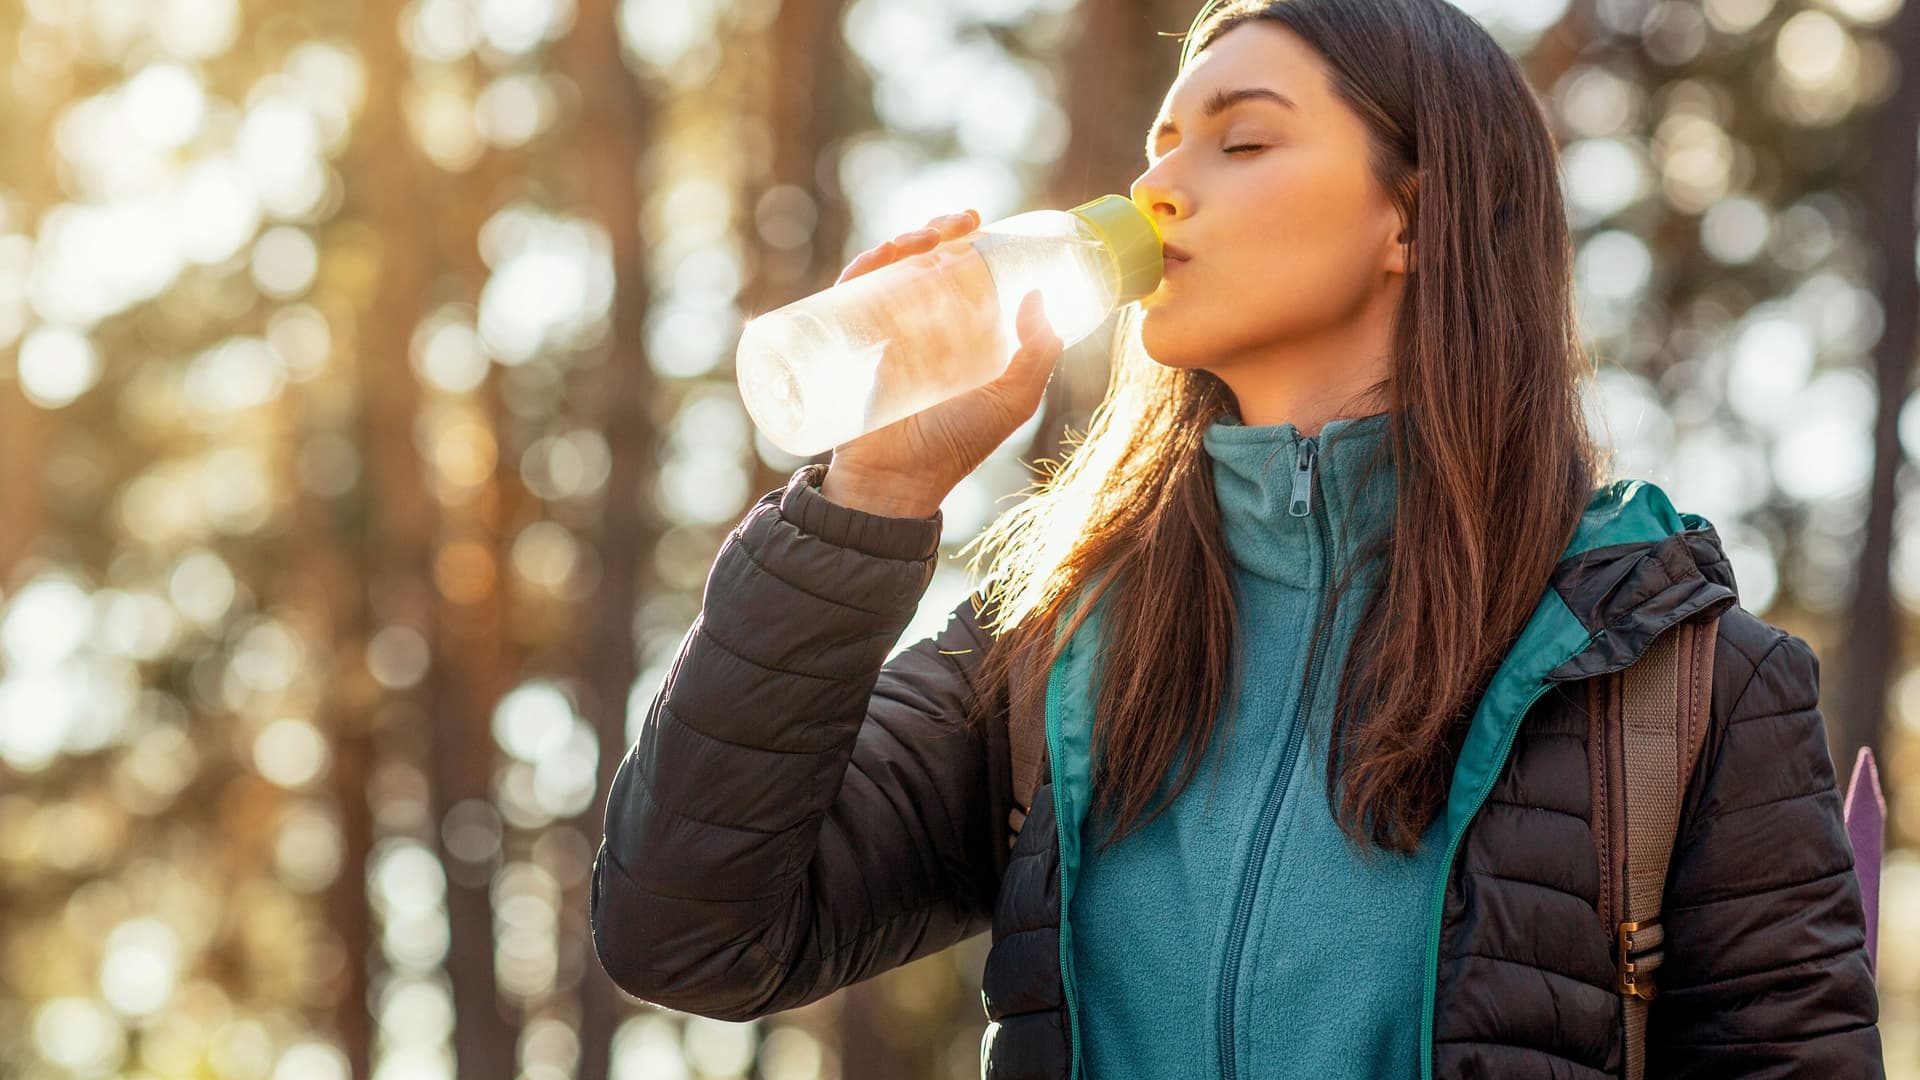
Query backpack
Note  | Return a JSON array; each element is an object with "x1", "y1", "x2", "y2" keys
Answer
[
  {"x1": 1001, "y1": 614, "x2": 1886, "y2": 1080},
  {"x1": 1847, "y1": 746, "x2": 1886, "y2": 973}
]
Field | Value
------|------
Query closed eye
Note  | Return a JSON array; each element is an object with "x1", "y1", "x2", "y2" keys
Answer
[{"x1": 1225, "y1": 145, "x2": 1265, "y2": 155}]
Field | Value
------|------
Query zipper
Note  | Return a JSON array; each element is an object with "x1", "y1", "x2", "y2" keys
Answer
[
  {"x1": 1056, "y1": 768, "x2": 1083, "y2": 1080},
  {"x1": 1289, "y1": 438, "x2": 1317, "y2": 517},
  {"x1": 1046, "y1": 626, "x2": 1085, "y2": 1080},
  {"x1": 1218, "y1": 437, "x2": 1324, "y2": 1079}
]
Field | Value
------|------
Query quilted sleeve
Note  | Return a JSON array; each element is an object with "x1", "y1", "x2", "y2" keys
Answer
[
  {"x1": 1649, "y1": 626, "x2": 1885, "y2": 1077},
  {"x1": 588, "y1": 463, "x2": 1014, "y2": 1020}
]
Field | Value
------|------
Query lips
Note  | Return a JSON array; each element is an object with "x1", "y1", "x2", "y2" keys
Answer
[{"x1": 1163, "y1": 243, "x2": 1193, "y2": 262}]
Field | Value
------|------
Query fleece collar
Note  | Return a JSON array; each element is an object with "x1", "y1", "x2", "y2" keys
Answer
[{"x1": 1202, "y1": 409, "x2": 1395, "y2": 591}]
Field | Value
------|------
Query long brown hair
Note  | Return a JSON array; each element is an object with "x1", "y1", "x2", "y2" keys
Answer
[{"x1": 960, "y1": 0, "x2": 1602, "y2": 854}]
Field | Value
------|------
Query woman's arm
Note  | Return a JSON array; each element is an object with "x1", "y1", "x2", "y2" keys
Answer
[
  {"x1": 1648, "y1": 625, "x2": 1884, "y2": 1076},
  {"x1": 589, "y1": 464, "x2": 1013, "y2": 1020}
]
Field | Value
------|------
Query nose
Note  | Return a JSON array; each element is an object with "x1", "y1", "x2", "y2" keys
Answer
[{"x1": 1130, "y1": 167, "x2": 1184, "y2": 230}]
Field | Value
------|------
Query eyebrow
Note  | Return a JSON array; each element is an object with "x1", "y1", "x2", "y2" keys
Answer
[{"x1": 1146, "y1": 87, "x2": 1298, "y2": 157}]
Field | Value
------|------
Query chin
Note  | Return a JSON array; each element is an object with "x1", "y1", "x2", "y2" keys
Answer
[{"x1": 1137, "y1": 310, "x2": 1217, "y2": 371}]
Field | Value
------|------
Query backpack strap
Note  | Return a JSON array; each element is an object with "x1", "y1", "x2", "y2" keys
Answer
[
  {"x1": 1593, "y1": 614, "x2": 1719, "y2": 1080},
  {"x1": 1007, "y1": 644, "x2": 1047, "y2": 848}
]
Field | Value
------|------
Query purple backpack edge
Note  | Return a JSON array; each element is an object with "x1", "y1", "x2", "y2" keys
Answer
[{"x1": 1844, "y1": 746, "x2": 1884, "y2": 973}]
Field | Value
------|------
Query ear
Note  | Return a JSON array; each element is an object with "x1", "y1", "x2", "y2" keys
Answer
[
  {"x1": 1385, "y1": 224, "x2": 1411, "y2": 275},
  {"x1": 1383, "y1": 173, "x2": 1418, "y2": 276}
]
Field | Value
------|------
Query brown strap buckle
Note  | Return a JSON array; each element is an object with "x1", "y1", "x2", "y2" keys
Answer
[
  {"x1": 1007, "y1": 804, "x2": 1030, "y2": 851},
  {"x1": 1617, "y1": 918, "x2": 1666, "y2": 1001}
]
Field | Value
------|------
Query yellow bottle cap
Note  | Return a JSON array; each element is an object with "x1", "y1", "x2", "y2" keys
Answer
[{"x1": 1068, "y1": 194, "x2": 1164, "y2": 303}]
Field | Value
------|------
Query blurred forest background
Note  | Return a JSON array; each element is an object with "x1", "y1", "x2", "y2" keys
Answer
[{"x1": 0, "y1": 0, "x2": 1917, "y2": 1077}]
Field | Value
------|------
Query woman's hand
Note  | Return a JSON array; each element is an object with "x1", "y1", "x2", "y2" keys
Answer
[{"x1": 820, "y1": 209, "x2": 1065, "y2": 519}]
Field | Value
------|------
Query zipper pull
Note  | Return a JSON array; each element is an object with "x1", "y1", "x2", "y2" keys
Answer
[{"x1": 1289, "y1": 438, "x2": 1317, "y2": 517}]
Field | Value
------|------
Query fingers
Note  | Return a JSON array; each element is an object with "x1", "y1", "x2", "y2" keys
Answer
[
  {"x1": 1017, "y1": 289, "x2": 1062, "y2": 359},
  {"x1": 893, "y1": 210, "x2": 979, "y2": 252},
  {"x1": 837, "y1": 210, "x2": 981, "y2": 284},
  {"x1": 835, "y1": 241, "x2": 896, "y2": 284},
  {"x1": 994, "y1": 289, "x2": 1064, "y2": 410},
  {"x1": 896, "y1": 227, "x2": 939, "y2": 250},
  {"x1": 916, "y1": 210, "x2": 980, "y2": 240},
  {"x1": 940, "y1": 209, "x2": 982, "y2": 235}
]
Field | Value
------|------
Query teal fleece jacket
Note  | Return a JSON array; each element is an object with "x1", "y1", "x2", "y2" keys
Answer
[{"x1": 1066, "y1": 408, "x2": 1448, "y2": 1079}]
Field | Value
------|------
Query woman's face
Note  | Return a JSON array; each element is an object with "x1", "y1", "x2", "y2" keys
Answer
[{"x1": 1130, "y1": 22, "x2": 1409, "y2": 376}]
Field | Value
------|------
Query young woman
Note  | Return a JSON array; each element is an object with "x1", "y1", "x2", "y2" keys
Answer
[{"x1": 591, "y1": 1, "x2": 1884, "y2": 1076}]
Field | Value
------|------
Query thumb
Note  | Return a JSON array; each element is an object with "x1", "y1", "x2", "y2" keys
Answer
[{"x1": 994, "y1": 289, "x2": 1064, "y2": 408}]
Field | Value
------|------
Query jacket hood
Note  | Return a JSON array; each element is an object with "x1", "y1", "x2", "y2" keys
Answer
[
  {"x1": 1441, "y1": 477, "x2": 1740, "y2": 835},
  {"x1": 1543, "y1": 480, "x2": 1740, "y2": 682}
]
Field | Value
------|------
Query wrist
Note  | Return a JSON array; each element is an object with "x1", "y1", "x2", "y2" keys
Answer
[
  {"x1": 819, "y1": 460, "x2": 948, "y2": 519},
  {"x1": 779, "y1": 464, "x2": 942, "y2": 562}
]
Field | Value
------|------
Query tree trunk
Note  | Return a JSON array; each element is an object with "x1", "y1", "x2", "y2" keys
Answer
[
  {"x1": 558, "y1": 2, "x2": 664, "y2": 1076},
  {"x1": 740, "y1": 0, "x2": 865, "y2": 495},
  {"x1": 349, "y1": 0, "x2": 514, "y2": 1075},
  {"x1": 1840, "y1": 0, "x2": 1920, "y2": 778},
  {"x1": 0, "y1": 390, "x2": 43, "y2": 582},
  {"x1": 0, "y1": 68, "x2": 58, "y2": 588},
  {"x1": 325, "y1": 708, "x2": 376, "y2": 1080}
]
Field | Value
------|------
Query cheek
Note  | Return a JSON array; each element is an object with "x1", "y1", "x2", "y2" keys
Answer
[
  {"x1": 1138, "y1": 158, "x2": 1389, "y2": 361},
  {"x1": 1230, "y1": 190, "x2": 1385, "y2": 318},
  {"x1": 1241, "y1": 179, "x2": 1380, "y2": 285},
  {"x1": 1137, "y1": 234, "x2": 1381, "y2": 365}
]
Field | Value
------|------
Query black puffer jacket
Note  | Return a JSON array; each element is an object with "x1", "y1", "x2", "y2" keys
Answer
[{"x1": 591, "y1": 463, "x2": 1883, "y2": 1078}]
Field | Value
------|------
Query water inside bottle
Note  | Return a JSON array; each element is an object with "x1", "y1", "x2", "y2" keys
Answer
[
  {"x1": 737, "y1": 230, "x2": 1116, "y2": 456},
  {"x1": 971, "y1": 230, "x2": 1113, "y2": 347}
]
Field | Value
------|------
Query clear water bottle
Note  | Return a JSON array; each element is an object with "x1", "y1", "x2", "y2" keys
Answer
[{"x1": 735, "y1": 194, "x2": 1164, "y2": 457}]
